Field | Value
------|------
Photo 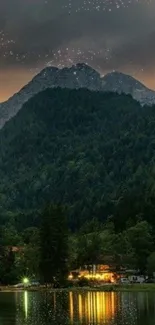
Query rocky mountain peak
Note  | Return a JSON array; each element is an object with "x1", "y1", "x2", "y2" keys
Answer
[
  {"x1": 0, "y1": 64, "x2": 155, "y2": 129},
  {"x1": 102, "y1": 71, "x2": 146, "y2": 93}
]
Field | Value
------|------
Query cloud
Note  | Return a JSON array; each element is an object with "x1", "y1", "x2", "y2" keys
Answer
[{"x1": 0, "y1": 0, "x2": 155, "y2": 98}]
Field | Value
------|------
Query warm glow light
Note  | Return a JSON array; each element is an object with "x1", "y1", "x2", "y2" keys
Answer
[
  {"x1": 69, "y1": 291, "x2": 117, "y2": 323},
  {"x1": 78, "y1": 271, "x2": 115, "y2": 282},
  {"x1": 69, "y1": 292, "x2": 74, "y2": 323},
  {"x1": 69, "y1": 265, "x2": 118, "y2": 283},
  {"x1": 111, "y1": 292, "x2": 115, "y2": 315},
  {"x1": 78, "y1": 294, "x2": 82, "y2": 323},
  {"x1": 68, "y1": 273, "x2": 73, "y2": 280}
]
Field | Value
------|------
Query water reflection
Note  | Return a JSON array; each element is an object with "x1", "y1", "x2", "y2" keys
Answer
[
  {"x1": 69, "y1": 291, "x2": 117, "y2": 324},
  {"x1": 0, "y1": 293, "x2": 16, "y2": 325},
  {"x1": 0, "y1": 291, "x2": 155, "y2": 324},
  {"x1": 24, "y1": 291, "x2": 28, "y2": 319}
]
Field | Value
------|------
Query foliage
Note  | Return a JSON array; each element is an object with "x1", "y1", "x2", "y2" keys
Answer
[
  {"x1": 0, "y1": 218, "x2": 154, "y2": 284},
  {"x1": 0, "y1": 247, "x2": 17, "y2": 284},
  {"x1": 1, "y1": 88, "x2": 155, "y2": 230},
  {"x1": 0, "y1": 223, "x2": 22, "y2": 246},
  {"x1": 22, "y1": 227, "x2": 39, "y2": 245},
  {"x1": 78, "y1": 277, "x2": 90, "y2": 287},
  {"x1": 68, "y1": 234, "x2": 78, "y2": 269},
  {"x1": 147, "y1": 252, "x2": 155, "y2": 274},
  {"x1": 73, "y1": 220, "x2": 154, "y2": 273},
  {"x1": 126, "y1": 221, "x2": 153, "y2": 272},
  {"x1": 0, "y1": 88, "x2": 155, "y2": 283},
  {"x1": 77, "y1": 232, "x2": 102, "y2": 267},
  {"x1": 39, "y1": 203, "x2": 69, "y2": 284}
]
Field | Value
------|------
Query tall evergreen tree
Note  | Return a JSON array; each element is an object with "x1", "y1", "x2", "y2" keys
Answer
[{"x1": 39, "y1": 203, "x2": 68, "y2": 284}]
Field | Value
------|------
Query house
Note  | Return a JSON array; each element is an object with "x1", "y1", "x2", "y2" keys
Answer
[{"x1": 69, "y1": 264, "x2": 121, "y2": 283}]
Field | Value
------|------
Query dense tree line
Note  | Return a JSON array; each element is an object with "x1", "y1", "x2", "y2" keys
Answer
[
  {"x1": 0, "y1": 204, "x2": 69, "y2": 285},
  {"x1": 1, "y1": 88, "x2": 155, "y2": 231},
  {"x1": 1, "y1": 204, "x2": 155, "y2": 285}
]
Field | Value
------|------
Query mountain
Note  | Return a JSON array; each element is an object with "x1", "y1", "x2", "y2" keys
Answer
[
  {"x1": 1, "y1": 87, "x2": 155, "y2": 229},
  {"x1": 102, "y1": 71, "x2": 155, "y2": 106},
  {"x1": 0, "y1": 64, "x2": 155, "y2": 129},
  {"x1": 0, "y1": 64, "x2": 101, "y2": 129}
]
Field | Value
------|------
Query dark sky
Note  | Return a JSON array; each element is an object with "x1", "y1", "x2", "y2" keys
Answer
[{"x1": 0, "y1": 0, "x2": 155, "y2": 101}]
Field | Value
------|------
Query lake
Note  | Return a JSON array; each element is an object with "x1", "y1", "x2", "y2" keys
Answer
[{"x1": 0, "y1": 290, "x2": 155, "y2": 324}]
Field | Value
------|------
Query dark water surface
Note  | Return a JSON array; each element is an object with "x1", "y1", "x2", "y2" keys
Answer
[{"x1": 0, "y1": 291, "x2": 155, "y2": 325}]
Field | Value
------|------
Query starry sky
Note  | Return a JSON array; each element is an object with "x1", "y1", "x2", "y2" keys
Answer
[{"x1": 0, "y1": 0, "x2": 155, "y2": 102}]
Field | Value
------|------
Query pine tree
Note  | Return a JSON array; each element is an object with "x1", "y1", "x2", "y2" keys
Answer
[{"x1": 39, "y1": 203, "x2": 68, "y2": 285}]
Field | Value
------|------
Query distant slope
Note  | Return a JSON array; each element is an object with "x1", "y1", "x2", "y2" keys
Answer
[
  {"x1": 102, "y1": 71, "x2": 155, "y2": 106},
  {"x1": 1, "y1": 88, "x2": 155, "y2": 227},
  {"x1": 0, "y1": 64, "x2": 155, "y2": 129},
  {"x1": 0, "y1": 64, "x2": 101, "y2": 128},
  {"x1": 102, "y1": 71, "x2": 146, "y2": 92}
]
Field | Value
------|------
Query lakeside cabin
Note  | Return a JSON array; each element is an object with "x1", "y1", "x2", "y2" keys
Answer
[
  {"x1": 69, "y1": 264, "x2": 121, "y2": 283},
  {"x1": 68, "y1": 264, "x2": 148, "y2": 284}
]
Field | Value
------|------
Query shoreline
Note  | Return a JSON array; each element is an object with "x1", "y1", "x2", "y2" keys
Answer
[{"x1": 1, "y1": 284, "x2": 155, "y2": 293}]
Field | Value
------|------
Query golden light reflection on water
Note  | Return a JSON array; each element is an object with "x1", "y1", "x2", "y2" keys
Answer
[
  {"x1": 69, "y1": 292, "x2": 74, "y2": 323},
  {"x1": 78, "y1": 294, "x2": 82, "y2": 322},
  {"x1": 9, "y1": 290, "x2": 155, "y2": 325},
  {"x1": 69, "y1": 291, "x2": 117, "y2": 324}
]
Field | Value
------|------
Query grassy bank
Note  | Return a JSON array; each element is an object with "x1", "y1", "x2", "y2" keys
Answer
[{"x1": 1, "y1": 284, "x2": 155, "y2": 292}]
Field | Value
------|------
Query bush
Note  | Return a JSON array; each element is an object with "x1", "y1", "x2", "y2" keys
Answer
[{"x1": 78, "y1": 277, "x2": 90, "y2": 287}]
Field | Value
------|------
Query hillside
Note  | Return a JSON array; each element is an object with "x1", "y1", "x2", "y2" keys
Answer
[
  {"x1": 0, "y1": 64, "x2": 102, "y2": 128},
  {"x1": 1, "y1": 88, "x2": 155, "y2": 229},
  {"x1": 0, "y1": 64, "x2": 155, "y2": 129},
  {"x1": 102, "y1": 71, "x2": 155, "y2": 106}
]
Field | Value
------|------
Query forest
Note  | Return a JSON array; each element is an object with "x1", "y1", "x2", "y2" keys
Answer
[
  {"x1": 0, "y1": 204, "x2": 155, "y2": 285},
  {"x1": 0, "y1": 88, "x2": 155, "y2": 283},
  {"x1": 0, "y1": 88, "x2": 155, "y2": 231}
]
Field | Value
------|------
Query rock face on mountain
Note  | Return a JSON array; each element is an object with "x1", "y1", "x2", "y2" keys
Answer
[
  {"x1": 0, "y1": 63, "x2": 155, "y2": 129},
  {"x1": 102, "y1": 72, "x2": 155, "y2": 107}
]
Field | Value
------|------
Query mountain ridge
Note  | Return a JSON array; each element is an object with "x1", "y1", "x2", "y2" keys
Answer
[{"x1": 0, "y1": 63, "x2": 155, "y2": 129}]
